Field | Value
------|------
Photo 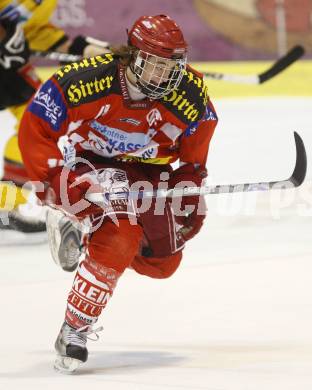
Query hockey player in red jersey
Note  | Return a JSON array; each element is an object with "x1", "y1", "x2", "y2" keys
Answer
[{"x1": 19, "y1": 14, "x2": 218, "y2": 372}]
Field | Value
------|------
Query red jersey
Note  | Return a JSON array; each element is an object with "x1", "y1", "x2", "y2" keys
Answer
[{"x1": 19, "y1": 54, "x2": 218, "y2": 183}]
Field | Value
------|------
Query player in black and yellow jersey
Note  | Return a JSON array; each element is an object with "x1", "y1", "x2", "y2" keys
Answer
[{"x1": 0, "y1": 0, "x2": 110, "y2": 243}]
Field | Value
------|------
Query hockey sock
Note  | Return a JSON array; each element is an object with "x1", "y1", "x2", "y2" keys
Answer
[{"x1": 65, "y1": 257, "x2": 121, "y2": 329}]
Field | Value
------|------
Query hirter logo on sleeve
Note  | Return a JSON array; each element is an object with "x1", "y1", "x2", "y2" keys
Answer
[{"x1": 28, "y1": 79, "x2": 67, "y2": 131}]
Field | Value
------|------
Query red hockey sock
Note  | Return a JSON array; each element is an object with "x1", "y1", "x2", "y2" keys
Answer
[
  {"x1": 65, "y1": 258, "x2": 120, "y2": 329},
  {"x1": 65, "y1": 220, "x2": 143, "y2": 328}
]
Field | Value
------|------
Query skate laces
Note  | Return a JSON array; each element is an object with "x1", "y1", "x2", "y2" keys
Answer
[
  {"x1": 64, "y1": 323, "x2": 103, "y2": 347},
  {"x1": 75, "y1": 324, "x2": 104, "y2": 342}
]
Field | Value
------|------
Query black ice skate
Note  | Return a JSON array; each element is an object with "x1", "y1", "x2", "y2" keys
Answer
[
  {"x1": 54, "y1": 322, "x2": 103, "y2": 373},
  {"x1": 46, "y1": 208, "x2": 82, "y2": 272}
]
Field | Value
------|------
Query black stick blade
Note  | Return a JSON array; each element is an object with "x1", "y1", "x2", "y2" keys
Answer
[
  {"x1": 289, "y1": 131, "x2": 307, "y2": 187},
  {"x1": 259, "y1": 45, "x2": 305, "y2": 84}
]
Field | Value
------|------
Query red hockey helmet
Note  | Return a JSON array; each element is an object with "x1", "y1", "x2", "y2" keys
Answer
[
  {"x1": 128, "y1": 14, "x2": 187, "y2": 59},
  {"x1": 127, "y1": 15, "x2": 187, "y2": 99}
]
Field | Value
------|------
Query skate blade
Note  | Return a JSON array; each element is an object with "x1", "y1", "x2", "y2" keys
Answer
[{"x1": 54, "y1": 355, "x2": 82, "y2": 373}]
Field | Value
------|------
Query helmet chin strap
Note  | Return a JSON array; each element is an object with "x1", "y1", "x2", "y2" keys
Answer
[{"x1": 125, "y1": 66, "x2": 138, "y2": 87}]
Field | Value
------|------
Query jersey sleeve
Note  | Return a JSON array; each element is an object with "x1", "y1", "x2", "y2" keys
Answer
[
  {"x1": 23, "y1": 0, "x2": 67, "y2": 51},
  {"x1": 19, "y1": 112, "x2": 64, "y2": 183},
  {"x1": 18, "y1": 57, "x2": 116, "y2": 182},
  {"x1": 178, "y1": 100, "x2": 218, "y2": 167},
  {"x1": 18, "y1": 76, "x2": 70, "y2": 182}
]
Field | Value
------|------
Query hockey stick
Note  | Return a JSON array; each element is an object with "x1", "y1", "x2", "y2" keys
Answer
[
  {"x1": 32, "y1": 50, "x2": 83, "y2": 62},
  {"x1": 32, "y1": 44, "x2": 110, "y2": 63},
  {"x1": 31, "y1": 45, "x2": 304, "y2": 85},
  {"x1": 86, "y1": 131, "x2": 306, "y2": 203},
  {"x1": 31, "y1": 36, "x2": 110, "y2": 62},
  {"x1": 202, "y1": 45, "x2": 305, "y2": 84}
]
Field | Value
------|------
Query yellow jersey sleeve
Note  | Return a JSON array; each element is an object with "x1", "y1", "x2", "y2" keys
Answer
[{"x1": 0, "y1": 0, "x2": 67, "y2": 50}]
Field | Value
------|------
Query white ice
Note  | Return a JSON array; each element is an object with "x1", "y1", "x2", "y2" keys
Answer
[{"x1": 0, "y1": 97, "x2": 312, "y2": 390}]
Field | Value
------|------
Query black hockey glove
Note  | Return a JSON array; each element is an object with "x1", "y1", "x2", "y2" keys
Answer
[
  {"x1": 68, "y1": 35, "x2": 110, "y2": 56},
  {"x1": 0, "y1": 21, "x2": 30, "y2": 70}
]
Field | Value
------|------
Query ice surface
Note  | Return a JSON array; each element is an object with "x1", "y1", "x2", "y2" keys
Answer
[{"x1": 0, "y1": 98, "x2": 312, "y2": 389}]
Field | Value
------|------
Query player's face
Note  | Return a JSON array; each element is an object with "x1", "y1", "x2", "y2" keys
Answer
[
  {"x1": 132, "y1": 50, "x2": 186, "y2": 99},
  {"x1": 140, "y1": 55, "x2": 177, "y2": 86}
]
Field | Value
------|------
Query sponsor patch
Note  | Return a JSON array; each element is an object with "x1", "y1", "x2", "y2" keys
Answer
[
  {"x1": 146, "y1": 108, "x2": 162, "y2": 127},
  {"x1": 28, "y1": 80, "x2": 67, "y2": 131},
  {"x1": 66, "y1": 75, "x2": 113, "y2": 106},
  {"x1": 204, "y1": 105, "x2": 218, "y2": 121},
  {"x1": 184, "y1": 121, "x2": 199, "y2": 137},
  {"x1": 82, "y1": 168, "x2": 135, "y2": 216},
  {"x1": 120, "y1": 156, "x2": 171, "y2": 165},
  {"x1": 183, "y1": 105, "x2": 217, "y2": 137},
  {"x1": 55, "y1": 54, "x2": 114, "y2": 81},
  {"x1": 88, "y1": 121, "x2": 156, "y2": 155},
  {"x1": 162, "y1": 89, "x2": 201, "y2": 122},
  {"x1": 119, "y1": 118, "x2": 141, "y2": 126},
  {"x1": 161, "y1": 69, "x2": 210, "y2": 124}
]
